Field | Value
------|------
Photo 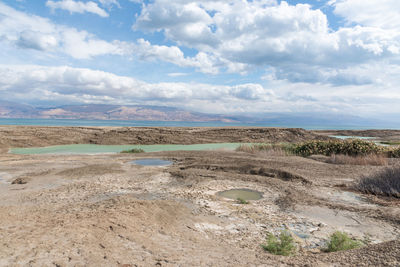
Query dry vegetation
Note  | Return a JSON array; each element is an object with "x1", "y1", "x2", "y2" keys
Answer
[
  {"x1": 236, "y1": 144, "x2": 290, "y2": 157},
  {"x1": 326, "y1": 154, "x2": 388, "y2": 166},
  {"x1": 356, "y1": 167, "x2": 400, "y2": 198}
]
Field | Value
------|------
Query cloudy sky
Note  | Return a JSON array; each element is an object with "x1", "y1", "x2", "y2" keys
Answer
[{"x1": 0, "y1": 0, "x2": 399, "y2": 117}]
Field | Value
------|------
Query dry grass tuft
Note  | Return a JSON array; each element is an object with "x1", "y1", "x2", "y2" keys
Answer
[
  {"x1": 356, "y1": 166, "x2": 400, "y2": 198},
  {"x1": 236, "y1": 144, "x2": 291, "y2": 157},
  {"x1": 326, "y1": 154, "x2": 388, "y2": 166}
]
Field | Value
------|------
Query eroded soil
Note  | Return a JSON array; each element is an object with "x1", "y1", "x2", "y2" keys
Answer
[{"x1": 0, "y1": 127, "x2": 399, "y2": 266}]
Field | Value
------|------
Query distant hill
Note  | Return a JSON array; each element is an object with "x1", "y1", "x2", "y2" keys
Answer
[
  {"x1": 0, "y1": 101, "x2": 237, "y2": 122},
  {"x1": 0, "y1": 101, "x2": 393, "y2": 128}
]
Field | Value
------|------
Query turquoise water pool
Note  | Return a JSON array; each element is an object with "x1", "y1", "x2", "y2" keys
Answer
[
  {"x1": 329, "y1": 135, "x2": 376, "y2": 140},
  {"x1": 10, "y1": 143, "x2": 245, "y2": 155}
]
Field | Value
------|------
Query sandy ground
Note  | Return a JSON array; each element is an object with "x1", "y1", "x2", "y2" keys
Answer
[{"x1": 0, "y1": 127, "x2": 399, "y2": 266}]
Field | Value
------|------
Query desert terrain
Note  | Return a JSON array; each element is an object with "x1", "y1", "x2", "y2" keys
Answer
[{"x1": 0, "y1": 126, "x2": 399, "y2": 266}]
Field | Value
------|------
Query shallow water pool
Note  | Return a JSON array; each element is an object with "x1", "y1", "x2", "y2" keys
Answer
[
  {"x1": 329, "y1": 135, "x2": 376, "y2": 140},
  {"x1": 131, "y1": 159, "x2": 173, "y2": 166},
  {"x1": 218, "y1": 188, "x2": 263, "y2": 201},
  {"x1": 10, "y1": 143, "x2": 245, "y2": 155}
]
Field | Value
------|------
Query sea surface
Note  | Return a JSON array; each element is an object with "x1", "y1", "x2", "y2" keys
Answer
[{"x1": 0, "y1": 118, "x2": 398, "y2": 130}]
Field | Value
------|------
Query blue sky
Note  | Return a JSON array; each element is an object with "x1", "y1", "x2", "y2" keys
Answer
[{"x1": 0, "y1": 0, "x2": 399, "y2": 116}]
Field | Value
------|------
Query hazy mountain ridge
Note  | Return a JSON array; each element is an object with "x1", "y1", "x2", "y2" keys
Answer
[
  {"x1": 0, "y1": 101, "x2": 393, "y2": 128},
  {"x1": 0, "y1": 101, "x2": 237, "y2": 122}
]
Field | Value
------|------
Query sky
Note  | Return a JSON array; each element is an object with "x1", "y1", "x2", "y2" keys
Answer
[{"x1": 0, "y1": 0, "x2": 399, "y2": 117}]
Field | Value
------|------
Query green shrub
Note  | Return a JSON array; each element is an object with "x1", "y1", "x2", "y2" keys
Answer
[
  {"x1": 261, "y1": 231, "x2": 296, "y2": 256},
  {"x1": 236, "y1": 197, "x2": 249, "y2": 204},
  {"x1": 291, "y1": 140, "x2": 384, "y2": 157},
  {"x1": 237, "y1": 140, "x2": 400, "y2": 159},
  {"x1": 325, "y1": 231, "x2": 362, "y2": 252},
  {"x1": 120, "y1": 148, "x2": 145, "y2": 153}
]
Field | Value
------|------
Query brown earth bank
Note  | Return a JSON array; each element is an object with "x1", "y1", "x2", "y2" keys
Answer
[
  {"x1": 0, "y1": 126, "x2": 331, "y2": 151},
  {"x1": 0, "y1": 127, "x2": 399, "y2": 266}
]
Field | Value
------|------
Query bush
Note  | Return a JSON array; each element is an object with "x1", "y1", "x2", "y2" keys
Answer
[
  {"x1": 388, "y1": 147, "x2": 400, "y2": 158},
  {"x1": 121, "y1": 148, "x2": 145, "y2": 153},
  {"x1": 261, "y1": 231, "x2": 296, "y2": 256},
  {"x1": 356, "y1": 166, "x2": 400, "y2": 198},
  {"x1": 291, "y1": 140, "x2": 384, "y2": 157},
  {"x1": 237, "y1": 140, "x2": 400, "y2": 159},
  {"x1": 236, "y1": 197, "x2": 249, "y2": 204},
  {"x1": 325, "y1": 231, "x2": 362, "y2": 252},
  {"x1": 326, "y1": 154, "x2": 388, "y2": 166}
]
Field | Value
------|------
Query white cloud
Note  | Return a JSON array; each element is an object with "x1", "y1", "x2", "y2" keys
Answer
[
  {"x1": 0, "y1": 3, "x2": 124, "y2": 59},
  {"x1": 133, "y1": 0, "x2": 400, "y2": 84},
  {"x1": 0, "y1": 65, "x2": 274, "y2": 112},
  {"x1": 46, "y1": 0, "x2": 109, "y2": 18},
  {"x1": 1, "y1": 64, "x2": 400, "y2": 115},
  {"x1": 98, "y1": 0, "x2": 120, "y2": 9},
  {"x1": 167, "y1": 73, "x2": 188, "y2": 77},
  {"x1": 0, "y1": 2, "x2": 221, "y2": 73},
  {"x1": 46, "y1": 0, "x2": 109, "y2": 17},
  {"x1": 330, "y1": 0, "x2": 400, "y2": 30}
]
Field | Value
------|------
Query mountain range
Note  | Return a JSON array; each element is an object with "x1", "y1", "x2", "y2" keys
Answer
[
  {"x1": 0, "y1": 100, "x2": 395, "y2": 128},
  {"x1": 0, "y1": 101, "x2": 236, "y2": 122}
]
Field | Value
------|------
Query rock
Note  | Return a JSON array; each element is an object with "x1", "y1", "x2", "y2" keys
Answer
[{"x1": 11, "y1": 177, "x2": 29, "y2": 184}]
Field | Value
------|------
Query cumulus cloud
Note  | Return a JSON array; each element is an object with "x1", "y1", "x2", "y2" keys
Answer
[
  {"x1": 0, "y1": 3, "x2": 124, "y2": 59},
  {"x1": 134, "y1": 39, "x2": 219, "y2": 74},
  {"x1": 0, "y1": 2, "x2": 221, "y2": 72},
  {"x1": 1, "y1": 64, "x2": 400, "y2": 115},
  {"x1": 0, "y1": 65, "x2": 274, "y2": 112},
  {"x1": 330, "y1": 0, "x2": 400, "y2": 30},
  {"x1": 46, "y1": 0, "x2": 109, "y2": 17},
  {"x1": 133, "y1": 0, "x2": 400, "y2": 84}
]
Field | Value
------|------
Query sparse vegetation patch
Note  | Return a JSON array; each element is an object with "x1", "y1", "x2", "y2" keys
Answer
[
  {"x1": 236, "y1": 197, "x2": 249, "y2": 204},
  {"x1": 262, "y1": 231, "x2": 296, "y2": 256},
  {"x1": 121, "y1": 148, "x2": 145, "y2": 153},
  {"x1": 291, "y1": 140, "x2": 384, "y2": 157},
  {"x1": 324, "y1": 231, "x2": 362, "y2": 252}
]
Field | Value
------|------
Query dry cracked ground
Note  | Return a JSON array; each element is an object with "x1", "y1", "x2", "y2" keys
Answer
[{"x1": 0, "y1": 127, "x2": 399, "y2": 266}]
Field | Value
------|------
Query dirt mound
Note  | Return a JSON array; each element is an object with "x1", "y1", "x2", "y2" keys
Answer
[{"x1": 0, "y1": 126, "x2": 329, "y2": 150}]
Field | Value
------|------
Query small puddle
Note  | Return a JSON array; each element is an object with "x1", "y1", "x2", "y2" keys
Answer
[
  {"x1": 218, "y1": 188, "x2": 263, "y2": 200},
  {"x1": 131, "y1": 159, "x2": 173, "y2": 166}
]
